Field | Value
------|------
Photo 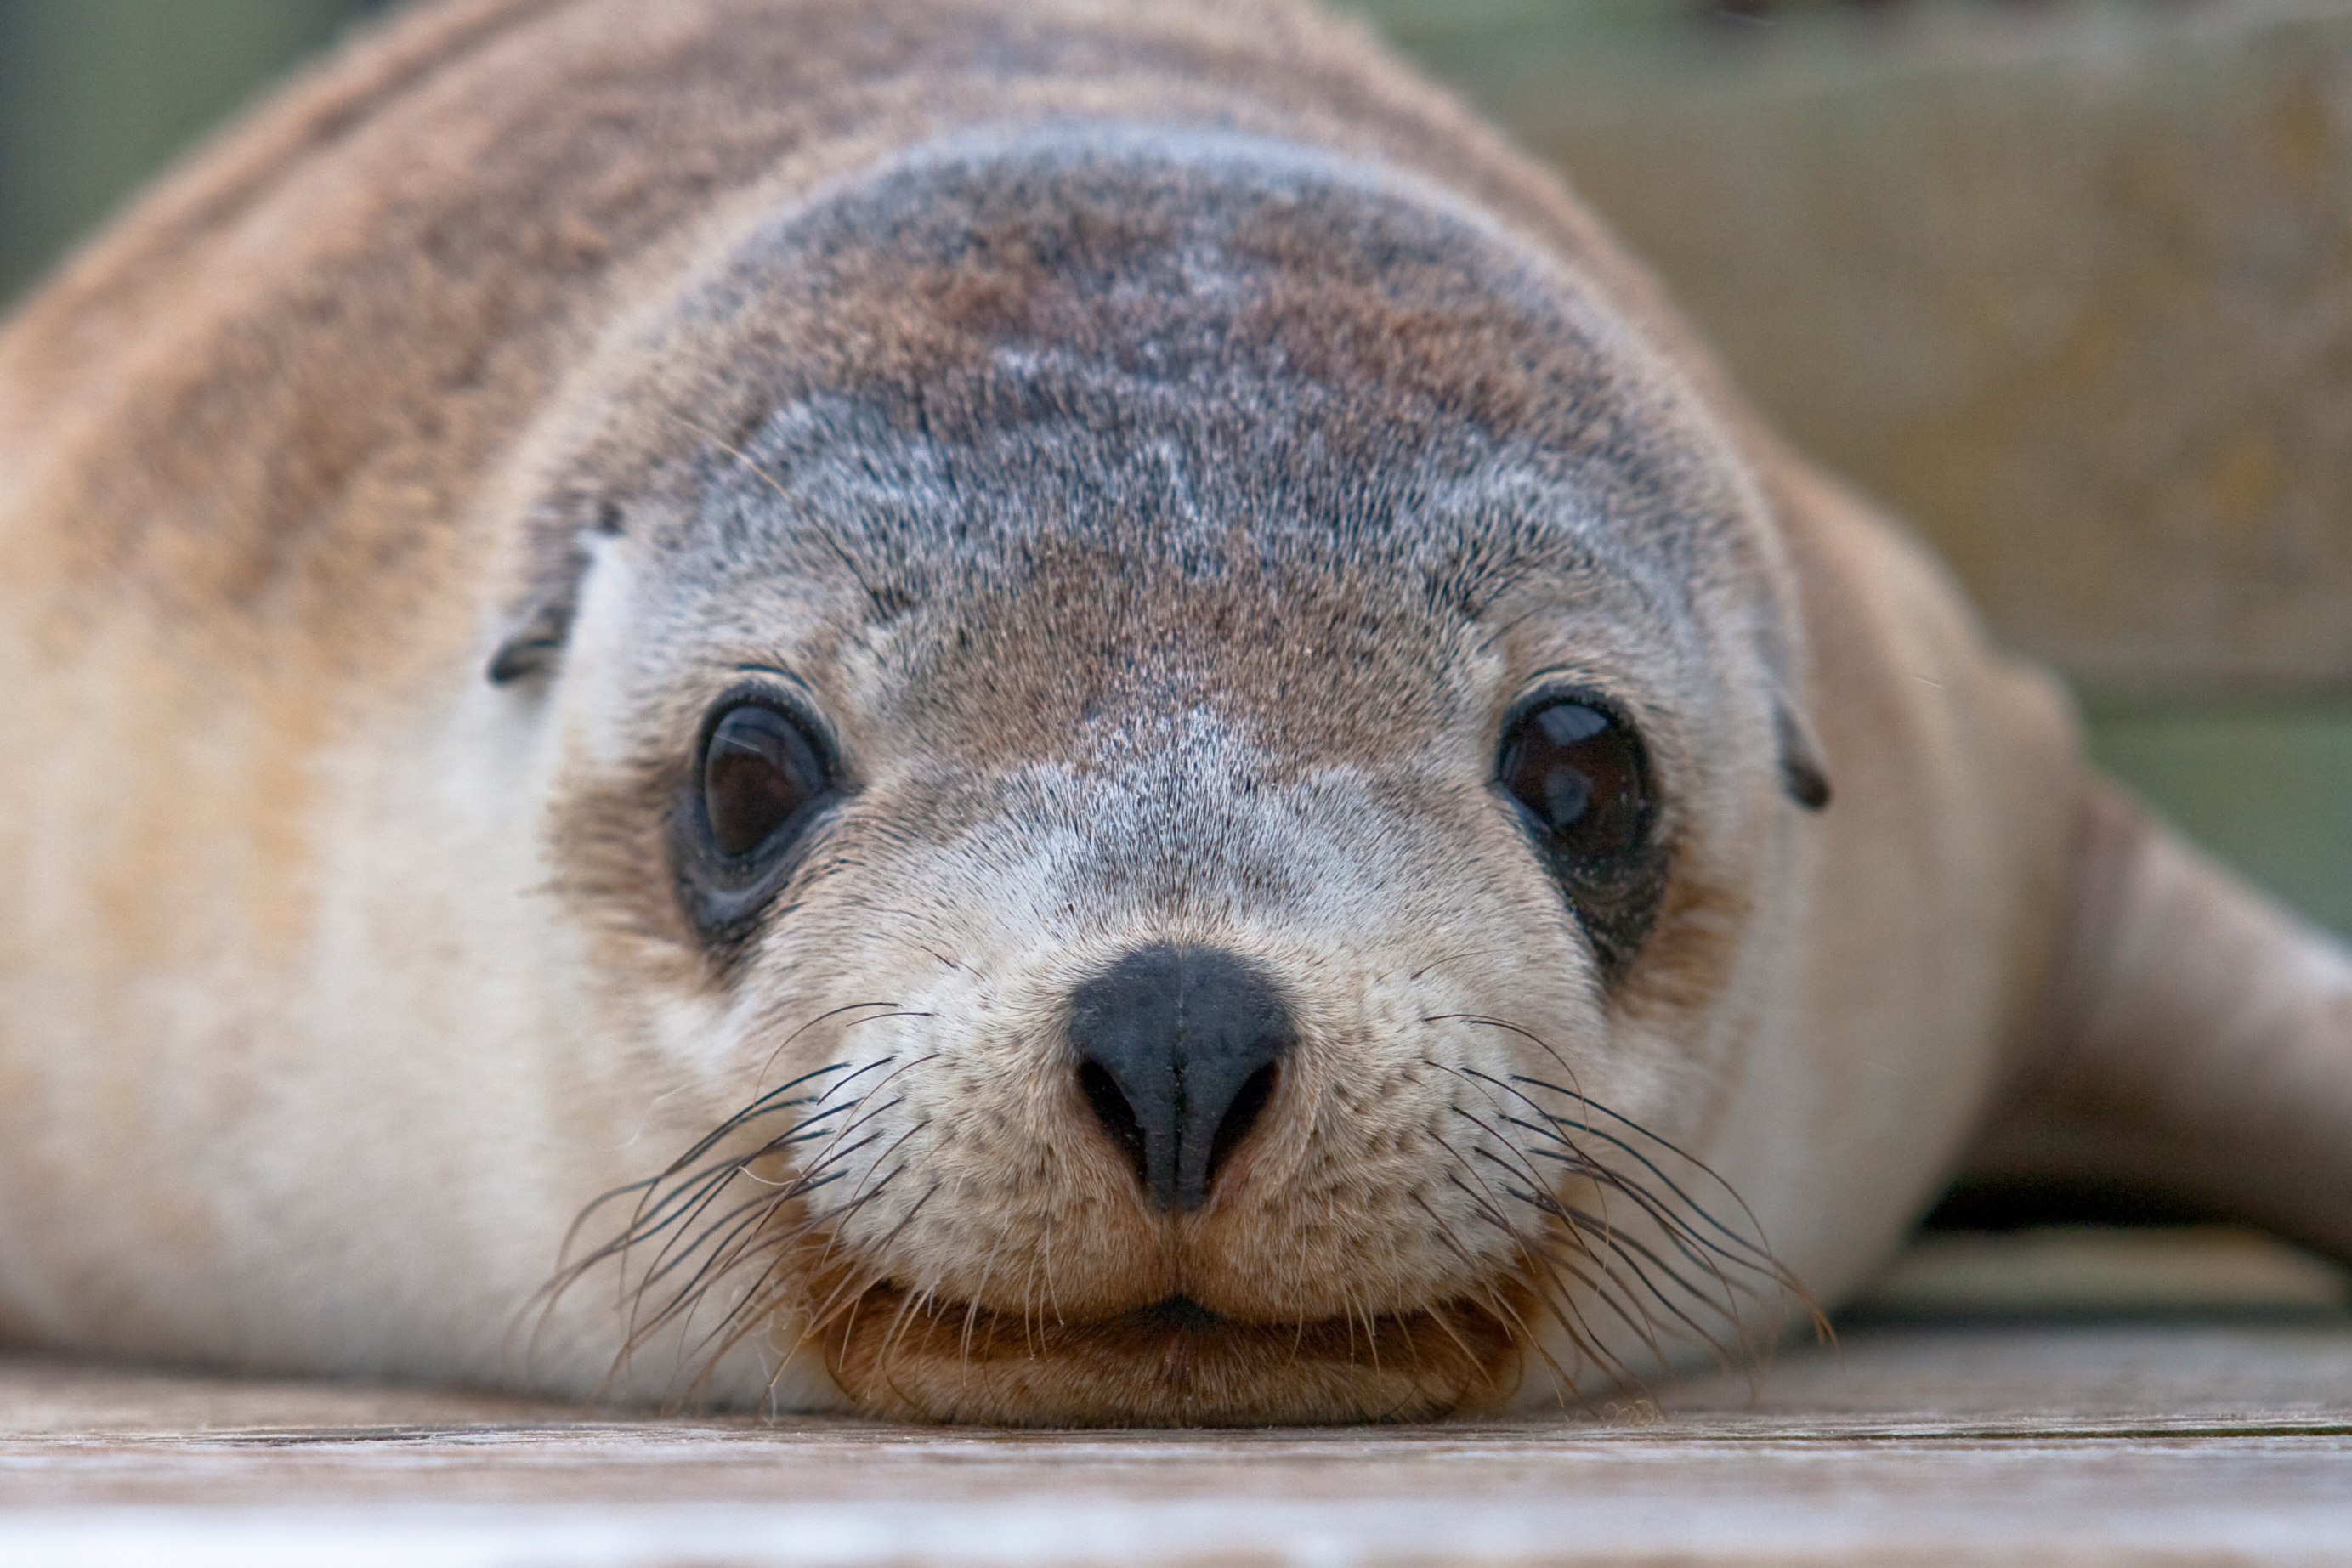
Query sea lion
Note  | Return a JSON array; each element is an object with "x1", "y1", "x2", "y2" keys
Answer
[{"x1": 0, "y1": 0, "x2": 2345, "y2": 1425}]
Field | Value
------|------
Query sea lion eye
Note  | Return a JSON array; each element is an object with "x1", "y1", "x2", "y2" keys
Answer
[
  {"x1": 1495, "y1": 693, "x2": 1666, "y2": 980},
  {"x1": 700, "y1": 702, "x2": 828, "y2": 858},
  {"x1": 672, "y1": 690, "x2": 841, "y2": 948},
  {"x1": 1497, "y1": 698, "x2": 1647, "y2": 859}
]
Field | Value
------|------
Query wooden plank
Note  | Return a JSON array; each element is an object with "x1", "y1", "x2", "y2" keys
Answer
[
  {"x1": 5, "y1": 1231, "x2": 2351, "y2": 1565},
  {"x1": 5, "y1": 1344, "x2": 2352, "y2": 1565}
]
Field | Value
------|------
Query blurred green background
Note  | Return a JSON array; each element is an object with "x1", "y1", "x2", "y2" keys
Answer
[
  {"x1": 0, "y1": 0, "x2": 388, "y2": 298},
  {"x1": 0, "y1": 0, "x2": 2344, "y2": 940}
]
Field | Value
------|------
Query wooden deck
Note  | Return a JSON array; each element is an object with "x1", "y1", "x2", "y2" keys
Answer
[{"x1": 5, "y1": 1231, "x2": 2349, "y2": 1565}]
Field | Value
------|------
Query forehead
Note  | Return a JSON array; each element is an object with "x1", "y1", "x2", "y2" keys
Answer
[{"x1": 587, "y1": 127, "x2": 1764, "y2": 744}]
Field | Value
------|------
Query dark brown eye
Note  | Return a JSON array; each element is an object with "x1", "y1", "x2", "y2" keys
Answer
[
  {"x1": 672, "y1": 690, "x2": 842, "y2": 948},
  {"x1": 1495, "y1": 693, "x2": 1666, "y2": 981},
  {"x1": 701, "y1": 703, "x2": 826, "y2": 858},
  {"x1": 1498, "y1": 699, "x2": 1647, "y2": 860}
]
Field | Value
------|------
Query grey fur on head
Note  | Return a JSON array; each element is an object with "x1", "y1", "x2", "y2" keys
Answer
[{"x1": 495, "y1": 129, "x2": 1826, "y2": 807}]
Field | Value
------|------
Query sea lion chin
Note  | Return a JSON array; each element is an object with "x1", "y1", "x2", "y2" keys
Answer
[{"x1": 2, "y1": 0, "x2": 2347, "y2": 1427}]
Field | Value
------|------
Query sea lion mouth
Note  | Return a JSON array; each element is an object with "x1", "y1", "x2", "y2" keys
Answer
[
  {"x1": 815, "y1": 1282, "x2": 1527, "y2": 1426},
  {"x1": 1135, "y1": 1293, "x2": 1226, "y2": 1333}
]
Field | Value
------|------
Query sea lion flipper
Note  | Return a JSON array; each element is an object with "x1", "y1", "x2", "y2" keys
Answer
[{"x1": 1964, "y1": 780, "x2": 2352, "y2": 1260}]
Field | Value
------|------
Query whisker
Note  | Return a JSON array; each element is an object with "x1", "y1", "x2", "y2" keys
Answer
[
  {"x1": 531, "y1": 988, "x2": 951, "y2": 1407},
  {"x1": 636, "y1": 1163, "x2": 855, "y2": 1307},
  {"x1": 549, "y1": 1072, "x2": 850, "y2": 1285},
  {"x1": 1422, "y1": 1016, "x2": 1822, "y2": 1382},
  {"x1": 1427, "y1": 1068, "x2": 1668, "y2": 1367},
  {"x1": 748, "y1": 1008, "x2": 902, "y2": 1097},
  {"x1": 1507, "y1": 1071, "x2": 1784, "y2": 1266},
  {"x1": 1420, "y1": 1023, "x2": 1819, "y2": 1398},
  {"x1": 1513, "y1": 1186, "x2": 1749, "y2": 1366},
  {"x1": 793, "y1": 1054, "x2": 940, "y2": 1186},
  {"x1": 648, "y1": 1169, "x2": 910, "y2": 1391},
  {"x1": 1519, "y1": 1142, "x2": 1773, "y2": 1307},
  {"x1": 1436, "y1": 1162, "x2": 1642, "y2": 1390},
  {"x1": 1407, "y1": 945, "x2": 1517, "y2": 984},
  {"x1": 1405, "y1": 1186, "x2": 1568, "y2": 1395},
  {"x1": 626, "y1": 1169, "x2": 864, "y2": 1351},
  {"x1": 524, "y1": 1078, "x2": 869, "y2": 1368}
]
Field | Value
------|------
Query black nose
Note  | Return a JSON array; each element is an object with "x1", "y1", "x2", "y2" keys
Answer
[{"x1": 1068, "y1": 945, "x2": 1295, "y2": 1212}]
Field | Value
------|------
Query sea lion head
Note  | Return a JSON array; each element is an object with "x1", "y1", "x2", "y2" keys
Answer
[{"x1": 501, "y1": 127, "x2": 1828, "y2": 1424}]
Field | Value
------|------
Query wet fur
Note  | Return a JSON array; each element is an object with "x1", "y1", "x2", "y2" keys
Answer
[{"x1": 1, "y1": 0, "x2": 2344, "y2": 1423}]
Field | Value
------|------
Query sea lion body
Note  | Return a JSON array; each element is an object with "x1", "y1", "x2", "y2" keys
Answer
[{"x1": 0, "y1": 0, "x2": 2343, "y2": 1424}]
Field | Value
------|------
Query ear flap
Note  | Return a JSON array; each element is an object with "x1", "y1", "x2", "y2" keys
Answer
[
  {"x1": 485, "y1": 506, "x2": 608, "y2": 685},
  {"x1": 1773, "y1": 685, "x2": 1833, "y2": 812},
  {"x1": 485, "y1": 580, "x2": 580, "y2": 684}
]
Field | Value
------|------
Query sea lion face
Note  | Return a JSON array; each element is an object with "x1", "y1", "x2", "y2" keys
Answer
[{"x1": 526, "y1": 131, "x2": 1814, "y2": 1423}]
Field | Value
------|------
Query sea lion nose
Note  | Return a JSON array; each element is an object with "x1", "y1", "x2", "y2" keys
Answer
[{"x1": 1069, "y1": 944, "x2": 1295, "y2": 1212}]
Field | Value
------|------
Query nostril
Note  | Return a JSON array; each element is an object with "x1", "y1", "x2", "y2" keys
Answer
[
  {"x1": 1068, "y1": 945, "x2": 1295, "y2": 1211},
  {"x1": 1206, "y1": 1061, "x2": 1278, "y2": 1190},
  {"x1": 1079, "y1": 1058, "x2": 1148, "y2": 1186}
]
